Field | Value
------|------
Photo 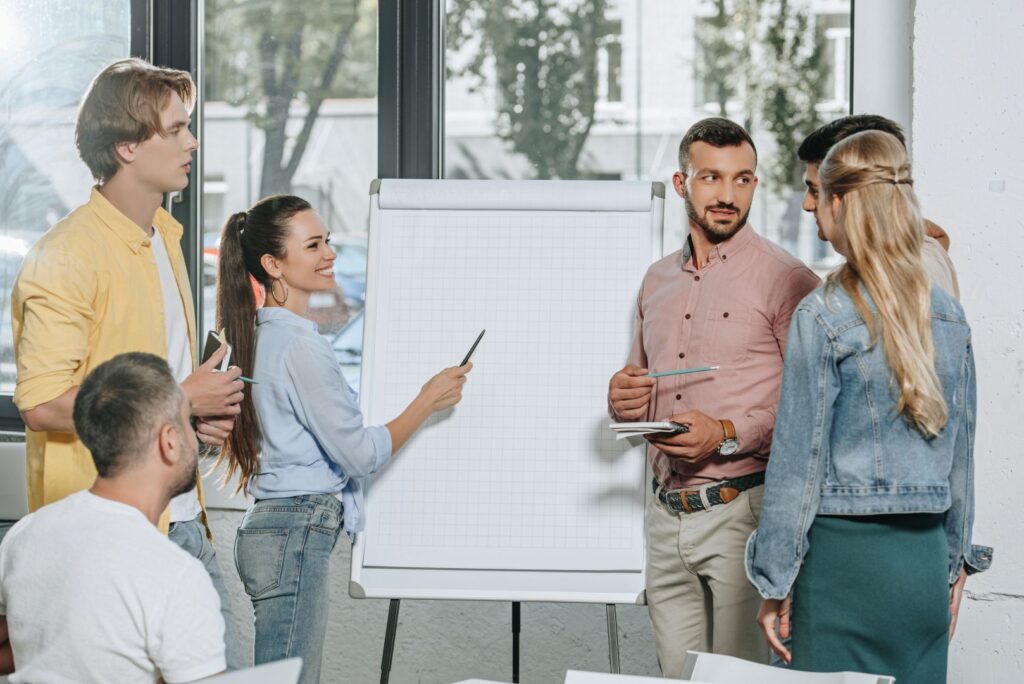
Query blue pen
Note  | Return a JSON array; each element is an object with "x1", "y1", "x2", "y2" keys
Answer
[{"x1": 645, "y1": 365, "x2": 719, "y2": 378}]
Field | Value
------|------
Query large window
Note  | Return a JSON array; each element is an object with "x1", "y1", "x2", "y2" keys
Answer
[
  {"x1": 202, "y1": 0, "x2": 377, "y2": 385},
  {"x1": 445, "y1": 0, "x2": 851, "y2": 270},
  {"x1": 0, "y1": 2, "x2": 134, "y2": 397}
]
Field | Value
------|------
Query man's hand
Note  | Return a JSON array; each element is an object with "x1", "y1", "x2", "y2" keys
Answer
[
  {"x1": 195, "y1": 416, "x2": 235, "y2": 447},
  {"x1": 924, "y1": 219, "x2": 951, "y2": 251},
  {"x1": 608, "y1": 365, "x2": 655, "y2": 420},
  {"x1": 646, "y1": 409, "x2": 723, "y2": 462},
  {"x1": 949, "y1": 567, "x2": 968, "y2": 640},
  {"x1": 757, "y1": 597, "x2": 792, "y2": 665},
  {"x1": 181, "y1": 345, "x2": 244, "y2": 417}
]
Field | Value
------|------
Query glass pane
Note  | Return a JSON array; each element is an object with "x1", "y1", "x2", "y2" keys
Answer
[
  {"x1": 0, "y1": 1, "x2": 132, "y2": 394},
  {"x1": 202, "y1": 0, "x2": 377, "y2": 384},
  {"x1": 445, "y1": 0, "x2": 851, "y2": 272}
]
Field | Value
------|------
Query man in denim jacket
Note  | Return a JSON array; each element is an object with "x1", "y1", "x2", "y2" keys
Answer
[{"x1": 608, "y1": 118, "x2": 819, "y2": 675}]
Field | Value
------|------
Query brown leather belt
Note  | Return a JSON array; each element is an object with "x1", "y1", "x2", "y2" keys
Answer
[{"x1": 653, "y1": 472, "x2": 765, "y2": 514}]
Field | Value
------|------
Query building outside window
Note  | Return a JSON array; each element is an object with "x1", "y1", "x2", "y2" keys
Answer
[
  {"x1": 445, "y1": 0, "x2": 851, "y2": 272},
  {"x1": 0, "y1": 1, "x2": 133, "y2": 394},
  {"x1": 202, "y1": 0, "x2": 377, "y2": 384}
]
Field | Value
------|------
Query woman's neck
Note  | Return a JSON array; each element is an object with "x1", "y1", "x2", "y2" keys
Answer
[{"x1": 263, "y1": 287, "x2": 310, "y2": 318}]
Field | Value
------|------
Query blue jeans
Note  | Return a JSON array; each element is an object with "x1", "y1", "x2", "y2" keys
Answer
[
  {"x1": 234, "y1": 494, "x2": 343, "y2": 684},
  {"x1": 168, "y1": 514, "x2": 244, "y2": 670}
]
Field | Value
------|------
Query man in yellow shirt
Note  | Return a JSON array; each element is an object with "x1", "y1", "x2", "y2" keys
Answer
[{"x1": 10, "y1": 59, "x2": 243, "y2": 668}]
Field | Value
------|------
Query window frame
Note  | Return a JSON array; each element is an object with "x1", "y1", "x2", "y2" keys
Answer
[{"x1": 0, "y1": 0, "x2": 154, "y2": 432}]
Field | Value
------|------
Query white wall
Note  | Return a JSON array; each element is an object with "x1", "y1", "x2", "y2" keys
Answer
[{"x1": 912, "y1": 2, "x2": 1024, "y2": 682}]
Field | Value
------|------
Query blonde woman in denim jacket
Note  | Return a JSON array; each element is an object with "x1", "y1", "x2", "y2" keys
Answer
[{"x1": 745, "y1": 130, "x2": 992, "y2": 683}]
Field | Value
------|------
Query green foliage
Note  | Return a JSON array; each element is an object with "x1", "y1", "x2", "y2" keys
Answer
[
  {"x1": 693, "y1": 0, "x2": 761, "y2": 128},
  {"x1": 204, "y1": 0, "x2": 376, "y2": 195},
  {"x1": 758, "y1": 0, "x2": 826, "y2": 193},
  {"x1": 447, "y1": 0, "x2": 610, "y2": 180},
  {"x1": 695, "y1": 0, "x2": 828, "y2": 195}
]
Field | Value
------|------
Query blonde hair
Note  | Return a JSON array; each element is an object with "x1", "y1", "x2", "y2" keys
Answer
[
  {"x1": 820, "y1": 130, "x2": 947, "y2": 437},
  {"x1": 75, "y1": 58, "x2": 196, "y2": 183}
]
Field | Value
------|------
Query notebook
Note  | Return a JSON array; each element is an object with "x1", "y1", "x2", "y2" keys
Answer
[{"x1": 608, "y1": 422, "x2": 689, "y2": 440}]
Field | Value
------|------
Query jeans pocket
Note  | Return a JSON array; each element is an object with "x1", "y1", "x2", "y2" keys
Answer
[{"x1": 234, "y1": 528, "x2": 289, "y2": 598}]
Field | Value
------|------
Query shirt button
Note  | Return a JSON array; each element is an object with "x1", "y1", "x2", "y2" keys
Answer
[
  {"x1": 694, "y1": 275, "x2": 701, "y2": 282},
  {"x1": 678, "y1": 352, "x2": 685, "y2": 359},
  {"x1": 676, "y1": 394, "x2": 682, "y2": 400},
  {"x1": 684, "y1": 313, "x2": 691, "y2": 320},
  {"x1": 723, "y1": 312, "x2": 730, "y2": 318},
  {"x1": 722, "y1": 254, "x2": 728, "y2": 260}
]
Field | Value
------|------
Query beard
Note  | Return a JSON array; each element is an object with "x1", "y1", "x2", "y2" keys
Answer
[
  {"x1": 167, "y1": 432, "x2": 199, "y2": 500},
  {"x1": 685, "y1": 196, "x2": 750, "y2": 245}
]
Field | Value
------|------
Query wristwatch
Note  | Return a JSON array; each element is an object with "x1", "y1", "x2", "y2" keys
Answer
[{"x1": 717, "y1": 419, "x2": 739, "y2": 456}]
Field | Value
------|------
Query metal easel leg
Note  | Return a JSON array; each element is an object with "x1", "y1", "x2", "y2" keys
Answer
[
  {"x1": 512, "y1": 601, "x2": 521, "y2": 682},
  {"x1": 380, "y1": 598, "x2": 401, "y2": 684},
  {"x1": 606, "y1": 603, "x2": 621, "y2": 674}
]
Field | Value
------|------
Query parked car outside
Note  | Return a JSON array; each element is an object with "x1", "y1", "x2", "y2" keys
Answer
[
  {"x1": 331, "y1": 308, "x2": 363, "y2": 388},
  {"x1": 332, "y1": 234, "x2": 367, "y2": 307}
]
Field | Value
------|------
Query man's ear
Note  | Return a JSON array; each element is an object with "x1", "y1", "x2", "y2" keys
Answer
[
  {"x1": 830, "y1": 193, "x2": 843, "y2": 220},
  {"x1": 672, "y1": 171, "x2": 688, "y2": 199},
  {"x1": 156, "y1": 423, "x2": 180, "y2": 468},
  {"x1": 113, "y1": 140, "x2": 138, "y2": 165}
]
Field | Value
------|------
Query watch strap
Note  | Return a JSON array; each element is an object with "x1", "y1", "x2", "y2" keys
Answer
[{"x1": 719, "y1": 418, "x2": 736, "y2": 442}]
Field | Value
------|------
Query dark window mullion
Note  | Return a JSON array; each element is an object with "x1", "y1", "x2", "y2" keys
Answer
[
  {"x1": 152, "y1": 0, "x2": 203, "y2": 342},
  {"x1": 379, "y1": 0, "x2": 444, "y2": 180}
]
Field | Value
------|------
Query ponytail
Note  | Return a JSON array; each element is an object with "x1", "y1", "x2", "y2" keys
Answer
[
  {"x1": 213, "y1": 195, "x2": 312, "y2": 492},
  {"x1": 215, "y1": 211, "x2": 261, "y2": 492}
]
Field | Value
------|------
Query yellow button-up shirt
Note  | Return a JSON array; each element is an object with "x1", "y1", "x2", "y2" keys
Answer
[{"x1": 11, "y1": 188, "x2": 207, "y2": 533}]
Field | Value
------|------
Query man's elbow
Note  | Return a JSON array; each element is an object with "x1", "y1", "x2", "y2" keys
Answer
[
  {"x1": 21, "y1": 405, "x2": 63, "y2": 433},
  {"x1": 20, "y1": 406, "x2": 47, "y2": 432}
]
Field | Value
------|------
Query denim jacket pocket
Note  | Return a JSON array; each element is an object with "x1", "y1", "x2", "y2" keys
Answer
[{"x1": 234, "y1": 528, "x2": 290, "y2": 598}]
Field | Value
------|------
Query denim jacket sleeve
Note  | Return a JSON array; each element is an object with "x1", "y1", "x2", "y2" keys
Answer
[
  {"x1": 945, "y1": 337, "x2": 993, "y2": 581},
  {"x1": 745, "y1": 303, "x2": 840, "y2": 599}
]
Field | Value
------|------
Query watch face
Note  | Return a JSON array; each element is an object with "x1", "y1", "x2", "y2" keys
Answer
[{"x1": 719, "y1": 439, "x2": 739, "y2": 456}]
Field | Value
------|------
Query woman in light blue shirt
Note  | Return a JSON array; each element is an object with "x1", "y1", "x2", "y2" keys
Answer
[
  {"x1": 215, "y1": 195, "x2": 471, "y2": 683},
  {"x1": 745, "y1": 131, "x2": 990, "y2": 683}
]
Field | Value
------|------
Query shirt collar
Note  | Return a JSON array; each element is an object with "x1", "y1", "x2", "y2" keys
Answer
[
  {"x1": 88, "y1": 187, "x2": 184, "y2": 254},
  {"x1": 679, "y1": 222, "x2": 756, "y2": 271},
  {"x1": 256, "y1": 306, "x2": 320, "y2": 333}
]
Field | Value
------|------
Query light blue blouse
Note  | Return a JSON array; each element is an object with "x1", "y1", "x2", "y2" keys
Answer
[{"x1": 249, "y1": 307, "x2": 392, "y2": 534}]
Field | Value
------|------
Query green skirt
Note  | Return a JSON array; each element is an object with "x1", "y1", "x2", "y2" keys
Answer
[{"x1": 791, "y1": 514, "x2": 950, "y2": 684}]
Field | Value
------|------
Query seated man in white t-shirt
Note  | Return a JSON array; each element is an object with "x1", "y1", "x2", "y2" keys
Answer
[{"x1": 0, "y1": 353, "x2": 225, "y2": 683}]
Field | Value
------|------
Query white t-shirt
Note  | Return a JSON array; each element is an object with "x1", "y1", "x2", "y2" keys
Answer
[
  {"x1": 151, "y1": 231, "x2": 201, "y2": 522},
  {"x1": 0, "y1": 491, "x2": 225, "y2": 684}
]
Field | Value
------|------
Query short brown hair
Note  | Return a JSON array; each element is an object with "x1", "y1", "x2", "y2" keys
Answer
[
  {"x1": 75, "y1": 58, "x2": 196, "y2": 183},
  {"x1": 678, "y1": 117, "x2": 757, "y2": 173}
]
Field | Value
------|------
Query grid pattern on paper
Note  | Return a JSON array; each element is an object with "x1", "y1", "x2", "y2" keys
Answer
[{"x1": 361, "y1": 207, "x2": 652, "y2": 572}]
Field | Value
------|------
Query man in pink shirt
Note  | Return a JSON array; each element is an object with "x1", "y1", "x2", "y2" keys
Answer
[{"x1": 608, "y1": 118, "x2": 819, "y2": 675}]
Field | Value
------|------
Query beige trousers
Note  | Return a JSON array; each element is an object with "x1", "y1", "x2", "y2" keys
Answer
[{"x1": 645, "y1": 483, "x2": 769, "y2": 677}]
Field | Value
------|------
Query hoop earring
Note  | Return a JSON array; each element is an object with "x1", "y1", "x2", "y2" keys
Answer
[{"x1": 269, "y1": 278, "x2": 289, "y2": 305}]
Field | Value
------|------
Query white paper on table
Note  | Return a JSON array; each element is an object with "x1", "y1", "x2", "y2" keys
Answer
[{"x1": 564, "y1": 672, "x2": 704, "y2": 684}]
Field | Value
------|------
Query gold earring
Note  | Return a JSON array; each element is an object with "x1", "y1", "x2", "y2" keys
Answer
[{"x1": 269, "y1": 278, "x2": 289, "y2": 305}]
